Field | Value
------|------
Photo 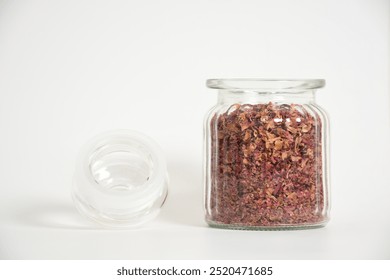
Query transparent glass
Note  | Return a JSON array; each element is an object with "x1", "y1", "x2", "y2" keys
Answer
[
  {"x1": 72, "y1": 130, "x2": 168, "y2": 228},
  {"x1": 204, "y1": 79, "x2": 330, "y2": 230}
]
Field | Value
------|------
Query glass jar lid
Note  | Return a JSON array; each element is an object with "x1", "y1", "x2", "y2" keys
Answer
[{"x1": 72, "y1": 130, "x2": 168, "y2": 228}]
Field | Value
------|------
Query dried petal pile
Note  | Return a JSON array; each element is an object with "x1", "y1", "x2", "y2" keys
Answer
[{"x1": 208, "y1": 102, "x2": 325, "y2": 227}]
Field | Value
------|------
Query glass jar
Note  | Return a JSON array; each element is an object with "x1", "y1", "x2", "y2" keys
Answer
[{"x1": 204, "y1": 79, "x2": 330, "y2": 230}]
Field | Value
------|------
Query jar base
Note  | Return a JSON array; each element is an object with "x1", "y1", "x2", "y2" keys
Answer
[{"x1": 207, "y1": 220, "x2": 328, "y2": 231}]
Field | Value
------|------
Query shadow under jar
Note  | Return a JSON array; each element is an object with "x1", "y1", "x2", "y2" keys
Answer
[{"x1": 204, "y1": 79, "x2": 330, "y2": 230}]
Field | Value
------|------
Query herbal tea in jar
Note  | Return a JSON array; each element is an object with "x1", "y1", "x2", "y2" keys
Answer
[{"x1": 204, "y1": 79, "x2": 330, "y2": 230}]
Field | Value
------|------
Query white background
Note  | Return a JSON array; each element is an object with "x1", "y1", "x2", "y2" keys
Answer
[{"x1": 0, "y1": 0, "x2": 389, "y2": 259}]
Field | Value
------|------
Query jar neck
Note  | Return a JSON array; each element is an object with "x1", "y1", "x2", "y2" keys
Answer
[{"x1": 217, "y1": 89, "x2": 316, "y2": 104}]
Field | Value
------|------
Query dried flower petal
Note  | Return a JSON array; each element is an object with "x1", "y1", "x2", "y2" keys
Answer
[
  {"x1": 274, "y1": 139, "x2": 283, "y2": 151},
  {"x1": 208, "y1": 102, "x2": 325, "y2": 227}
]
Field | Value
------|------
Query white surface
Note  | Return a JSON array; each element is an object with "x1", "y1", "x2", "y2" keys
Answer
[{"x1": 0, "y1": 0, "x2": 389, "y2": 259}]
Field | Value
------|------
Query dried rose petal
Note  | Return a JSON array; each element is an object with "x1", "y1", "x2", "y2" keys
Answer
[{"x1": 208, "y1": 102, "x2": 325, "y2": 227}]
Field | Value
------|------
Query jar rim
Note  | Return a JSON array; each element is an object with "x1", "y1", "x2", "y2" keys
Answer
[{"x1": 206, "y1": 79, "x2": 325, "y2": 90}]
